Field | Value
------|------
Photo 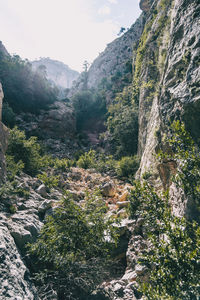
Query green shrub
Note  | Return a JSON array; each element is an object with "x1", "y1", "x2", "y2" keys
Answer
[
  {"x1": 53, "y1": 158, "x2": 72, "y2": 171},
  {"x1": 77, "y1": 150, "x2": 96, "y2": 169},
  {"x1": 129, "y1": 181, "x2": 200, "y2": 300},
  {"x1": 6, "y1": 155, "x2": 24, "y2": 181},
  {"x1": 29, "y1": 191, "x2": 119, "y2": 299},
  {"x1": 94, "y1": 153, "x2": 117, "y2": 175},
  {"x1": 7, "y1": 127, "x2": 45, "y2": 176},
  {"x1": 116, "y1": 155, "x2": 139, "y2": 178},
  {"x1": 38, "y1": 172, "x2": 60, "y2": 190}
]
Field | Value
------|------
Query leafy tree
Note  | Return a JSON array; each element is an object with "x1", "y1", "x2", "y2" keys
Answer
[
  {"x1": 0, "y1": 54, "x2": 57, "y2": 113},
  {"x1": 129, "y1": 182, "x2": 200, "y2": 300}
]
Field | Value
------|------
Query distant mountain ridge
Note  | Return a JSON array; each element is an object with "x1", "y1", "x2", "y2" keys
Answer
[{"x1": 32, "y1": 58, "x2": 79, "y2": 90}]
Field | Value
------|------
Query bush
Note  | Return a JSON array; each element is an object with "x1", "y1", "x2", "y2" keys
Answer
[
  {"x1": 6, "y1": 155, "x2": 24, "y2": 181},
  {"x1": 129, "y1": 181, "x2": 200, "y2": 300},
  {"x1": 77, "y1": 150, "x2": 96, "y2": 169},
  {"x1": 6, "y1": 127, "x2": 45, "y2": 176},
  {"x1": 116, "y1": 155, "x2": 139, "y2": 178},
  {"x1": 29, "y1": 191, "x2": 119, "y2": 299},
  {"x1": 37, "y1": 172, "x2": 60, "y2": 190},
  {"x1": 53, "y1": 157, "x2": 73, "y2": 171}
]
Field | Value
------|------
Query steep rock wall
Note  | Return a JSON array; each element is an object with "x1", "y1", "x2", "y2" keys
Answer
[
  {"x1": 0, "y1": 83, "x2": 9, "y2": 181},
  {"x1": 87, "y1": 14, "x2": 145, "y2": 89},
  {"x1": 136, "y1": 0, "x2": 200, "y2": 215}
]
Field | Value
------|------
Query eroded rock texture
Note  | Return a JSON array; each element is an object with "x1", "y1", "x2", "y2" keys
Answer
[
  {"x1": 0, "y1": 83, "x2": 9, "y2": 181},
  {"x1": 136, "y1": 0, "x2": 200, "y2": 217}
]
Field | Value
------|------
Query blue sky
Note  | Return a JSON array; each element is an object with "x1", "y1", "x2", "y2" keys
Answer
[{"x1": 0, "y1": 0, "x2": 141, "y2": 72}]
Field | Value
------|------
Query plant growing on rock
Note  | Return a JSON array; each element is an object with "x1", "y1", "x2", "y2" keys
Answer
[
  {"x1": 28, "y1": 191, "x2": 119, "y2": 299},
  {"x1": 128, "y1": 122, "x2": 200, "y2": 299}
]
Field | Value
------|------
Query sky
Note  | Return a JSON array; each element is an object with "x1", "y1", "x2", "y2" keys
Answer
[{"x1": 0, "y1": 0, "x2": 141, "y2": 72}]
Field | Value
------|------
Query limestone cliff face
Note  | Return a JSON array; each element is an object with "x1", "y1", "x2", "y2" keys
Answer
[
  {"x1": 32, "y1": 58, "x2": 79, "y2": 90},
  {"x1": 70, "y1": 14, "x2": 145, "y2": 98},
  {"x1": 87, "y1": 14, "x2": 145, "y2": 89},
  {"x1": 0, "y1": 83, "x2": 8, "y2": 181},
  {"x1": 136, "y1": 0, "x2": 200, "y2": 216}
]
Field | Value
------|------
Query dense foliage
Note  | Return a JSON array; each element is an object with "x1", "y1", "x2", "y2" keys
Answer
[
  {"x1": 106, "y1": 86, "x2": 138, "y2": 157},
  {"x1": 0, "y1": 54, "x2": 57, "y2": 115},
  {"x1": 129, "y1": 122, "x2": 200, "y2": 299},
  {"x1": 29, "y1": 191, "x2": 119, "y2": 299},
  {"x1": 161, "y1": 121, "x2": 200, "y2": 220},
  {"x1": 76, "y1": 149, "x2": 139, "y2": 179},
  {"x1": 6, "y1": 127, "x2": 47, "y2": 176}
]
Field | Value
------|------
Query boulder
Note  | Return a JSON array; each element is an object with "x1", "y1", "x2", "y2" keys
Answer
[
  {"x1": 0, "y1": 225, "x2": 37, "y2": 299},
  {"x1": 38, "y1": 199, "x2": 54, "y2": 213},
  {"x1": 36, "y1": 184, "x2": 47, "y2": 197},
  {"x1": 101, "y1": 182, "x2": 116, "y2": 197}
]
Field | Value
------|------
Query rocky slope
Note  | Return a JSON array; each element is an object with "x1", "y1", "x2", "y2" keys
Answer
[
  {"x1": 32, "y1": 58, "x2": 79, "y2": 91},
  {"x1": 0, "y1": 164, "x2": 134, "y2": 299},
  {"x1": 16, "y1": 100, "x2": 77, "y2": 158}
]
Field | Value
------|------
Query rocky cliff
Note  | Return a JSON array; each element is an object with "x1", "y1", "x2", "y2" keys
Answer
[
  {"x1": 0, "y1": 83, "x2": 9, "y2": 181},
  {"x1": 86, "y1": 14, "x2": 145, "y2": 89},
  {"x1": 70, "y1": 14, "x2": 145, "y2": 100},
  {"x1": 135, "y1": 0, "x2": 200, "y2": 217},
  {"x1": 32, "y1": 58, "x2": 79, "y2": 91}
]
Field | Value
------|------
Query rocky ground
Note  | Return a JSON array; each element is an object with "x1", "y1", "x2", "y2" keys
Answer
[{"x1": 0, "y1": 165, "x2": 148, "y2": 299}]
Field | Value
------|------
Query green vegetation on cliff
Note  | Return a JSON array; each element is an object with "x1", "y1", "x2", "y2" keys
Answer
[{"x1": 129, "y1": 122, "x2": 200, "y2": 299}]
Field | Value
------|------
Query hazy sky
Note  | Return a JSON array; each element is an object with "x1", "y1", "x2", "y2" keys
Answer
[{"x1": 0, "y1": 0, "x2": 141, "y2": 72}]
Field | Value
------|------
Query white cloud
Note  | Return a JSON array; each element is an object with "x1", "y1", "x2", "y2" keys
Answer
[
  {"x1": 108, "y1": 0, "x2": 118, "y2": 4},
  {"x1": 98, "y1": 5, "x2": 111, "y2": 15}
]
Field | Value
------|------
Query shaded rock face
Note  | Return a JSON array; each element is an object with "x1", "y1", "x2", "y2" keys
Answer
[
  {"x1": 18, "y1": 101, "x2": 76, "y2": 139},
  {"x1": 136, "y1": 0, "x2": 200, "y2": 217},
  {"x1": 32, "y1": 58, "x2": 79, "y2": 90},
  {"x1": 0, "y1": 83, "x2": 8, "y2": 182},
  {"x1": 39, "y1": 101, "x2": 76, "y2": 139},
  {"x1": 70, "y1": 14, "x2": 145, "y2": 99}
]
